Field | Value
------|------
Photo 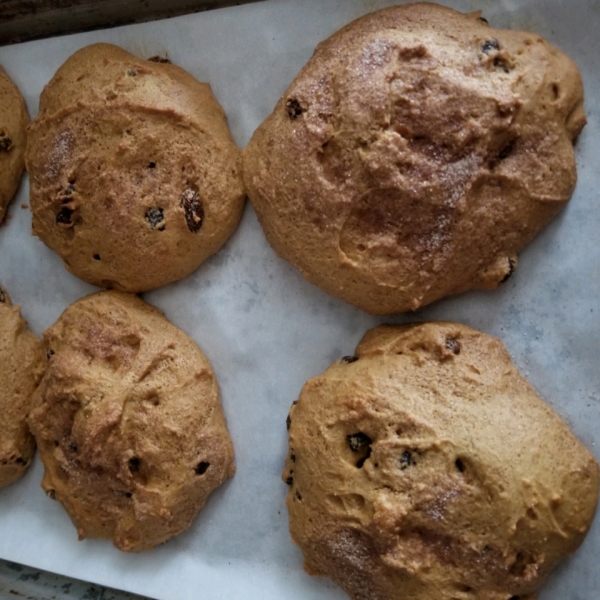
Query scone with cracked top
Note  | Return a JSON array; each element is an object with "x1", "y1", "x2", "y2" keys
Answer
[
  {"x1": 0, "y1": 66, "x2": 29, "y2": 223},
  {"x1": 26, "y1": 43, "x2": 245, "y2": 292},
  {"x1": 244, "y1": 3, "x2": 586, "y2": 314},
  {"x1": 283, "y1": 322, "x2": 599, "y2": 600},
  {"x1": 0, "y1": 285, "x2": 46, "y2": 488},
  {"x1": 28, "y1": 291, "x2": 235, "y2": 552}
]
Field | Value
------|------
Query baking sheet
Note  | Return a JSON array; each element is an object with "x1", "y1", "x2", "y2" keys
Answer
[{"x1": 0, "y1": 0, "x2": 598, "y2": 598}]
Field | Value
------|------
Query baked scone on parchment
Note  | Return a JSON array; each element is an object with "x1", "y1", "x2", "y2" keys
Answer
[
  {"x1": 0, "y1": 285, "x2": 45, "y2": 488},
  {"x1": 0, "y1": 66, "x2": 29, "y2": 224},
  {"x1": 283, "y1": 322, "x2": 599, "y2": 600},
  {"x1": 26, "y1": 43, "x2": 245, "y2": 292},
  {"x1": 244, "y1": 3, "x2": 586, "y2": 314},
  {"x1": 28, "y1": 291, "x2": 235, "y2": 552}
]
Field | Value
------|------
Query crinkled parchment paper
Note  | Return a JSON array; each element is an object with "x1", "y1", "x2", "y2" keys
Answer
[{"x1": 0, "y1": 0, "x2": 598, "y2": 598}]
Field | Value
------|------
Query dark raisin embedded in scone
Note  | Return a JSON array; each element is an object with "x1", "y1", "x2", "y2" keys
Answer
[{"x1": 180, "y1": 188, "x2": 204, "y2": 233}]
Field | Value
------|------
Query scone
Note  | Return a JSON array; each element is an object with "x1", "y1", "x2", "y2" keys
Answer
[
  {"x1": 0, "y1": 285, "x2": 45, "y2": 488},
  {"x1": 0, "y1": 66, "x2": 29, "y2": 223},
  {"x1": 283, "y1": 322, "x2": 599, "y2": 600},
  {"x1": 26, "y1": 43, "x2": 245, "y2": 292},
  {"x1": 28, "y1": 291, "x2": 235, "y2": 552},
  {"x1": 244, "y1": 3, "x2": 586, "y2": 314}
]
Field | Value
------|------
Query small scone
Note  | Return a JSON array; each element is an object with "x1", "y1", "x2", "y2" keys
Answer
[
  {"x1": 244, "y1": 3, "x2": 586, "y2": 314},
  {"x1": 0, "y1": 66, "x2": 29, "y2": 223},
  {"x1": 28, "y1": 291, "x2": 235, "y2": 552},
  {"x1": 283, "y1": 323, "x2": 599, "y2": 600},
  {"x1": 26, "y1": 44, "x2": 245, "y2": 292},
  {"x1": 0, "y1": 285, "x2": 45, "y2": 488}
]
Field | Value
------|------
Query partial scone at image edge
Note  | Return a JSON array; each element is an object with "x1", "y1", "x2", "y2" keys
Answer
[
  {"x1": 26, "y1": 43, "x2": 245, "y2": 293},
  {"x1": 0, "y1": 64, "x2": 29, "y2": 224},
  {"x1": 0, "y1": 284, "x2": 46, "y2": 489},
  {"x1": 243, "y1": 2, "x2": 586, "y2": 314},
  {"x1": 283, "y1": 321, "x2": 599, "y2": 600}
]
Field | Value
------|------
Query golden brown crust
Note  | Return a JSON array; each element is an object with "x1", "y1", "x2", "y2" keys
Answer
[
  {"x1": 28, "y1": 291, "x2": 235, "y2": 552},
  {"x1": 283, "y1": 322, "x2": 599, "y2": 600},
  {"x1": 244, "y1": 3, "x2": 586, "y2": 314},
  {"x1": 26, "y1": 43, "x2": 245, "y2": 292},
  {"x1": 0, "y1": 66, "x2": 29, "y2": 224},
  {"x1": 0, "y1": 285, "x2": 46, "y2": 488}
]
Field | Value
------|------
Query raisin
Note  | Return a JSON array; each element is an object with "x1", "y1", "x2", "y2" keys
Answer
[
  {"x1": 15, "y1": 457, "x2": 26, "y2": 465},
  {"x1": 46, "y1": 489, "x2": 56, "y2": 500},
  {"x1": 290, "y1": 453, "x2": 296, "y2": 462},
  {"x1": 341, "y1": 356, "x2": 358, "y2": 364},
  {"x1": 400, "y1": 450, "x2": 414, "y2": 470},
  {"x1": 128, "y1": 457, "x2": 141, "y2": 473},
  {"x1": 500, "y1": 258, "x2": 517, "y2": 284},
  {"x1": 0, "y1": 133, "x2": 12, "y2": 152},
  {"x1": 128, "y1": 68, "x2": 137, "y2": 76},
  {"x1": 493, "y1": 56, "x2": 511, "y2": 73},
  {"x1": 145, "y1": 207, "x2": 165, "y2": 230},
  {"x1": 285, "y1": 475, "x2": 294, "y2": 486},
  {"x1": 445, "y1": 338, "x2": 461, "y2": 355},
  {"x1": 93, "y1": 254, "x2": 101, "y2": 260},
  {"x1": 286, "y1": 414, "x2": 291, "y2": 431},
  {"x1": 56, "y1": 207, "x2": 74, "y2": 226},
  {"x1": 348, "y1": 432, "x2": 371, "y2": 452},
  {"x1": 348, "y1": 433, "x2": 372, "y2": 468},
  {"x1": 46, "y1": 349, "x2": 54, "y2": 359},
  {"x1": 286, "y1": 98, "x2": 305, "y2": 119},
  {"x1": 147, "y1": 56, "x2": 171, "y2": 64},
  {"x1": 295, "y1": 490, "x2": 302, "y2": 501},
  {"x1": 181, "y1": 188, "x2": 204, "y2": 232},
  {"x1": 481, "y1": 38, "x2": 500, "y2": 54},
  {"x1": 121, "y1": 491, "x2": 133, "y2": 498},
  {"x1": 148, "y1": 162, "x2": 156, "y2": 169},
  {"x1": 195, "y1": 461, "x2": 210, "y2": 475}
]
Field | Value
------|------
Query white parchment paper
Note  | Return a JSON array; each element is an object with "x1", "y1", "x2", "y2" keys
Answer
[{"x1": 0, "y1": 1, "x2": 598, "y2": 598}]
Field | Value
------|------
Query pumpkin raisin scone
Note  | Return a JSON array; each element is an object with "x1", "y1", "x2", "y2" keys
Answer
[
  {"x1": 0, "y1": 285, "x2": 45, "y2": 488},
  {"x1": 283, "y1": 322, "x2": 599, "y2": 600},
  {"x1": 26, "y1": 43, "x2": 245, "y2": 292},
  {"x1": 28, "y1": 291, "x2": 235, "y2": 552},
  {"x1": 244, "y1": 3, "x2": 586, "y2": 314},
  {"x1": 0, "y1": 66, "x2": 29, "y2": 224}
]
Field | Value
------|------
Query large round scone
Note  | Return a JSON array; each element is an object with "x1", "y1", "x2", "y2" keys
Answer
[
  {"x1": 28, "y1": 291, "x2": 235, "y2": 552},
  {"x1": 0, "y1": 66, "x2": 29, "y2": 223},
  {"x1": 0, "y1": 285, "x2": 45, "y2": 488},
  {"x1": 26, "y1": 44, "x2": 244, "y2": 292},
  {"x1": 283, "y1": 323, "x2": 599, "y2": 600},
  {"x1": 244, "y1": 4, "x2": 586, "y2": 314}
]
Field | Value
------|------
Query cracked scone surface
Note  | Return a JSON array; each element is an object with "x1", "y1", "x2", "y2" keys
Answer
[
  {"x1": 26, "y1": 43, "x2": 245, "y2": 292},
  {"x1": 283, "y1": 322, "x2": 599, "y2": 600},
  {"x1": 0, "y1": 286, "x2": 45, "y2": 488},
  {"x1": 0, "y1": 66, "x2": 29, "y2": 223},
  {"x1": 28, "y1": 291, "x2": 235, "y2": 552},
  {"x1": 244, "y1": 3, "x2": 586, "y2": 314}
]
